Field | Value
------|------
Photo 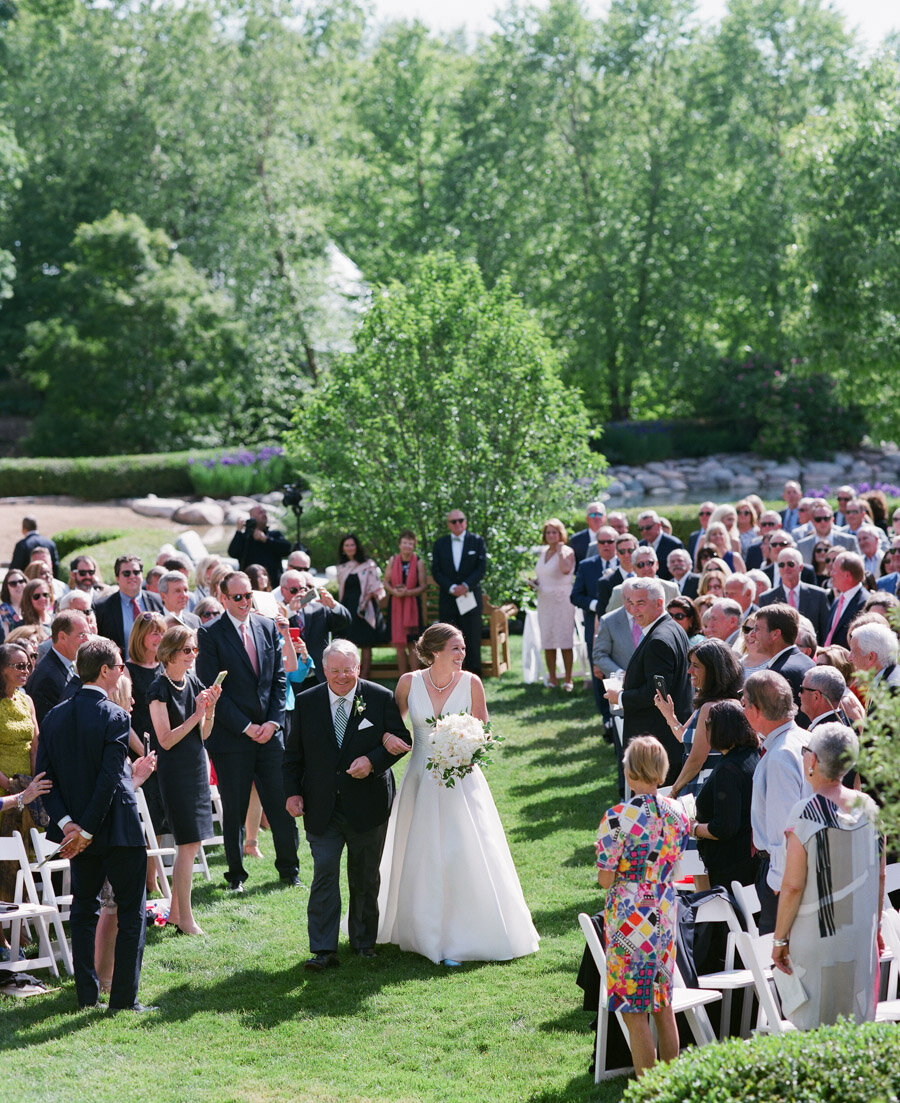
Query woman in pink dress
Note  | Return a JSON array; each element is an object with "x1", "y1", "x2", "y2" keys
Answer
[{"x1": 533, "y1": 518, "x2": 576, "y2": 690}]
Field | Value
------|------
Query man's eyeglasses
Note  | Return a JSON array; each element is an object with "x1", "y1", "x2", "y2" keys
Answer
[
  {"x1": 699, "y1": 510, "x2": 713, "y2": 517},
  {"x1": 228, "y1": 593, "x2": 253, "y2": 603},
  {"x1": 284, "y1": 586, "x2": 303, "y2": 595},
  {"x1": 75, "y1": 569, "x2": 96, "y2": 577},
  {"x1": 813, "y1": 516, "x2": 831, "y2": 523},
  {"x1": 770, "y1": 541, "x2": 791, "y2": 549},
  {"x1": 119, "y1": 569, "x2": 142, "y2": 578},
  {"x1": 587, "y1": 511, "x2": 605, "y2": 519},
  {"x1": 637, "y1": 523, "x2": 655, "y2": 532},
  {"x1": 448, "y1": 518, "x2": 466, "y2": 525},
  {"x1": 597, "y1": 538, "x2": 615, "y2": 545}
]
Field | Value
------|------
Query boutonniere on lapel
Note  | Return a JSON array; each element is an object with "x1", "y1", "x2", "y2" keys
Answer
[{"x1": 353, "y1": 696, "x2": 367, "y2": 719}]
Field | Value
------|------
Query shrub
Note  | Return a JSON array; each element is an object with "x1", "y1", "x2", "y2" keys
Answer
[
  {"x1": 187, "y1": 445, "x2": 296, "y2": 498},
  {"x1": 599, "y1": 418, "x2": 758, "y2": 465},
  {"x1": 0, "y1": 451, "x2": 208, "y2": 499},
  {"x1": 622, "y1": 1018, "x2": 900, "y2": 1103},
  {"x1": 52, "y1": 528, "x2": 130, "y2": 560}
]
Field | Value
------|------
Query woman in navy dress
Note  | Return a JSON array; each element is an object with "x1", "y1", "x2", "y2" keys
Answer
[{"x1": 149, "y1": 625, "x2": 220, "y2": 935}]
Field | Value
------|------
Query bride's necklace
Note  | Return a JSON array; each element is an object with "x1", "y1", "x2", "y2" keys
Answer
[
  {"x1": 165, "y1": 671, "x2": 187, "y2": 691},
  {"x1": 427, "y1": 668, "x2": 454, "y2": 692}
]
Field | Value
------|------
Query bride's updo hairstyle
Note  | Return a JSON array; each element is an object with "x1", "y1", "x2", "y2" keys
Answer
[{"x1": 415, "y1": 623, "x2": 461, "y2": 667}]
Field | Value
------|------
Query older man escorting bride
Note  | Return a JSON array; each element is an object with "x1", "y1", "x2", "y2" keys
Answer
[{"x1": 377, "y1": 623, "x2": 539, "y2": 965}]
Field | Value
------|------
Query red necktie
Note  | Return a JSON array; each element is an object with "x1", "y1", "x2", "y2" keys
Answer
[
  {"x1": 824, "y1": 594, "x2": 845, "y2": 647},
  {"x1": 130, "y1": 598, "x2": 141, "y2": 619},
  {"x1": 240, "y1": 622, "x2": 259, "y2": 675}
]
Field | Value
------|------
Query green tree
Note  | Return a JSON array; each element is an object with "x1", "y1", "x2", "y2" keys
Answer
[
  {"x1": 21, "y1": 211, "x2": 248, "y2": 455},
  {"x1": 285, "y1": 252, "x2": 604, "y2": 603},
  {"x1": 0, "y1": 119, "x2": 25, "y2": 303}
]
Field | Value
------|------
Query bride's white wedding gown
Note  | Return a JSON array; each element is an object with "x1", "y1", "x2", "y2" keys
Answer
[{"x1": 376, "y1": 671, "x2": 539, "y2": 963}]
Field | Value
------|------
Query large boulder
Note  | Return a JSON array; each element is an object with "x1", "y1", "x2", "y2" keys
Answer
[
  {"x1": 172, "y1": 499, "x2": 226, "y2": 526},
  {"x1": 130, "y1": 496, "x2": 186, "y2": 518}
]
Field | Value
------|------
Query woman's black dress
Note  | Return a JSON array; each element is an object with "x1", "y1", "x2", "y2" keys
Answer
[
  {"x1": 695, "y1": 744, "x2": 760, "y2": 889},
  {"x1": 342, "y1": 570, "x2": 386, "y2": 647},
  {"x1": 147, "y1": 669, "x2": 213, "y2": 844}
]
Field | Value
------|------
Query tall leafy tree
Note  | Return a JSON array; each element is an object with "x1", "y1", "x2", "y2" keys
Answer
[
  {"x1": 21, "y1": 211, "x2": 247, "y2": 454},
  {"x1": 285, "y1": 252, "x2": 604, "y2": 603}
]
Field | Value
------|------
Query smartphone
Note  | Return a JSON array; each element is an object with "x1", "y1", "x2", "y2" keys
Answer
[
  {"x1": 214, "y1": 670, "x2": 228, "y2": 687},
  {"x1": 298, "y1": 588, "x2": 319, "y2": 608},
  {"x1": 289, "y1": 627, "x2": 301, "y2": 644},
  {"x1": 653, "y1": 674, "x2": 667, "y2": 698},
  {"x1": 143, "y1": 733, "x2": 150, "y2": 756}
]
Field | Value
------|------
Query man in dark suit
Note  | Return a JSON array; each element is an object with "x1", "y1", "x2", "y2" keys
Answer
[
  {"x1": 687, "y1": 502, "x2": 715, "y2": 561},
  {"x1": 196, "y1": 570, "x2": 299, "y2": 892},
  {"x1": 93, "y1": 555, "x2": 164, "y2": 659},
  {"x1": 10, "y1": 514, "x2": 59, "y2": 575},
  {"x1": 779, "y1": 480, "x2": 802, "y2": 535},
  {"x1": 749, "y1": 603, "x2": 815, "y2": 713},
  {"x1": 800, "y1": 666, "x2": 851, "y2": 730},
  {"x1": 592, "y1": 587, "x2": 641, "y2": 793},
  {"x1": 228, "y1": 505, "x2": 292, "y2": 579},
  {"x1": 25, "y1": 610, "x2": 89, "y2": 723},
  {"x1": 636, "y1": 510, "x2": 683, "y2": 581},
  {"x1": 284, "y1": 640, "x2": 409, "y2": 968},
  {"x1": 759, "y1": 549, "x2": 831, "y2": 644},
  {"x1": 822, "y1": 552, "x2": 867, "y2": 649},
  {"x1": 279, "y1": 570, "x2": 353, "y2": 682},
  {"x1": 745, "y1": 511, "x2": 783, "y2": 570},
  {"x1": 761, "y1": 532, "x2": 817, "y2": 587},
  {"x1": 604, "y1": 578, "x2": 691, "y2": 787},
  {"x1": 431, "y1": 508, "x2": 487, "y2": 675},
  {"x1": 35, "y1": 638, "x2": 152, "y2": 1012},
  {"x1": 570, "y1": 551, "x2": 609, "y2": 713},
  {"x1": 596, "y1": 533, "x2": 638, "y2": 617},
  {"x1": 667, "y1": 548, "x2": 700, "y2": 598},
  {"x1": 568, "y1": 502, "x2": 608, "y2": 566},
  {"x1": 158, "y1": 571, "x2": 200, "y2": 629}
]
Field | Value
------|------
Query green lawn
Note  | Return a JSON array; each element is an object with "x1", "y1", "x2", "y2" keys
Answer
[{"x1": 3, "y1": 640, "x2": 628, "y2": 1103}]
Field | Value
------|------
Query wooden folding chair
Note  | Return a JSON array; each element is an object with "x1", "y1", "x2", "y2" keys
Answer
[{"x1": 0, "y1": 831, "x2": 63, "y2": 979}]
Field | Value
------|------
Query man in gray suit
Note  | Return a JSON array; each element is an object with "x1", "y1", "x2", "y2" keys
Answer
[
  {"x1": 592, "y1": 581, "x2": 642, "y2": 796},
  {"x1": 797, "y1": 501, "x2": 859, "y2": 565}
]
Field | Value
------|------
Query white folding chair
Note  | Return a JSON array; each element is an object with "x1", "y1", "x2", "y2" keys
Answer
[
  {"x1": 691, "y1": 894, "x2": 763, "y2": 1038},
  {"x1": 0, "y1": 831, "x2": 63, "y2": 978},
  {"x1": 735, "y1": 930, "x2": 795, "y2": 1035},
  {"x1": 731, "y1": 879, "x2": 762, "y2": 938},
  {"x1": 577, "y1": 912, "x2": 721, "y2": 1082},
  {"x1": 874, "y1": 910, "x2": 900, "y2": 1021},
  {"x1": 673, "y1": 849, "x2": 706, "y2": 884},
  {"x1": 135, "y1": 787, "x2": 173, "y2": 900},
  {"x1": 28, "y1": 829, "x2": 74, "y2": 975}
]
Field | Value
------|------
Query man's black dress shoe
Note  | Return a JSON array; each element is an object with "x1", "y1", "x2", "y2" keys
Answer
[
  {"x1": 225, "y1": 880, "x2": 244, "y2": 894},
  {"x1": 304, "y1": 952, "x2": 339, "y2": 971},
  {"x1": 355, "y1": 947, "x2": 376, "y2": 959},
  {"x1": 108, "y1": 1002, "x2": 159, "y2": 1015},
  {"x1": 280, "y1": 875, "x2": 303, "y2": 888}
]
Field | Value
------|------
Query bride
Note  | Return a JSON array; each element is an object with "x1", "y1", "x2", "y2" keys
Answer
[{"x1": 377, "y1": 623, "x2": 539, "y2": 964}]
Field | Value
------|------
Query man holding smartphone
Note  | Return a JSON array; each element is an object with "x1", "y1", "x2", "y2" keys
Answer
[{"x1": 278, "y1": 570, "x2": 353, "y2": 682}]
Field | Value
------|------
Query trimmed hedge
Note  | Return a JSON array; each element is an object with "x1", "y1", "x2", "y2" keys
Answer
[
  {"x1": 0, "y1": 451, "x2": 212, "y2": 499},
  {"x1": 598, "y1": 418, "x2": 758, "y2": 465},
  {"x1": 622, "y1": 1019, "x2": 900, "y2": 1103},
  {"x1": 51, "y1": 528, "x2": 131, "y2": 560}
]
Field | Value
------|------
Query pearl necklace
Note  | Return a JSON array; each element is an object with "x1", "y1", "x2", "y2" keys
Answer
[
  {"x1": 427, "y1": 668, "x2": 454, "y2": 692},
  {"x1": 165, "y1": 672, "x2": 187, "y2": 691}
]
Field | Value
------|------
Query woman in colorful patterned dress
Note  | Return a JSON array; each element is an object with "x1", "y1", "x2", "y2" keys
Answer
[{"x1": 594, "y1": 736, "x2": 690, "y2": 1076}]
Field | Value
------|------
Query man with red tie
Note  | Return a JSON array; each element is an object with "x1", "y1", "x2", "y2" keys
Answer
[
  {"x1": 196, "y1": 570, "x2": 300, "y2": 893},
  {"x1": 822, "y1": 552, "x2": 867, "y2": 650},
  {"x1": 93, "y1": 555, "x2": 164, "y2": 659}
]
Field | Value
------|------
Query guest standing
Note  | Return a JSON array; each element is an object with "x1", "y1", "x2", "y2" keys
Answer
[
  {"x1": 148, "y1": 626, "x2": 221, "y2": 935},
  {"x1": 383, "y1": 531, "x2": 427, "y2": 675},
  {"x1": 0, "y1": 642, "x2": 40, "y2": 904},
  {"x1": 771, "y1": 723, "x2": 882, "y2": 1029},
  {"x1": 0, "y1": 570, "x2": 27, "y2": 636},
  {"x1": 595, "y1": 737, "x2": 689, "y2": 1077},
  {"x1": 534, "y1": 518, "x2": 576, "y2": 690},
  {"x1": 20, "y1": 578, "x2": 54, "y2": 639},
  {"x1": 689, "y1": 700, "x2": 760, "y2": 888},
  {"x1": 336, "y1": 534, "x2": 386, "y2": 680},
  {"x1": 431, "y1": 508, "x2": 487, "y2": 676}
]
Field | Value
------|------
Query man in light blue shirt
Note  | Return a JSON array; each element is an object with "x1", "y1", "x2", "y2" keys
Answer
[{"x1": 744, "y1": 669, "x2": 811, "y2": 934}]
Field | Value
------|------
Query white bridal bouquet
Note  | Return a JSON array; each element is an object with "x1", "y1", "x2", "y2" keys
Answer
[{"x1": 425, "y1": 711, "x2": 500, "y2": 788}]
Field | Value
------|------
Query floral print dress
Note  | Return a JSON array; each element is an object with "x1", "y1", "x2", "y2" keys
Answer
[{"x1": 595, "y1": 794, "x2": 689, "y2": 1012}]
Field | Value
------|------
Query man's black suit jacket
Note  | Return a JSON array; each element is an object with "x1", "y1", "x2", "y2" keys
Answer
[
  {"x1": 675, "y1": 573, "x2": 701, "y2": 600},
  {"x1": 11, "y1": 531, "x2": 59, "y2": 574},
  {"x1": 569, "y1": 528, "x2": 605, "y2": 567},
  {"x1": 759, "y1": 583, "x2": 831, "y2": 644},
  {"x1": 196, "y1": 612, "x2": 286, "y2": 754},
  {"x1": 432, "y1": 532, "x2": 487, "y2": 617},
  {"x1": 824, "y1": 588, "x2": 867, "y2": 650},
  {"x1": 283, "y1": 679, "x2": 408, "y2": 835},
  {"x1": 570, "y1": 555, "x2": 608, "y2": 650},
  {"x1": 94, "y1": 589, "x2": 165, "y2": 653},
  {"x1": 25, "y1": 648, "x2": 80, "y2": 724},
  {"x1": 227, "y1": 526, "x2": 291, "y2": 579},
  {"x1": 640, "y1": 534, "x2": 684, "y2": 580},
  {"x1": 36, "y1": 687, "x2": 144, "y2": 848},
  {"x1": 621, "y1": 614, "x2": 692, "y2": 784},
  {"x1": 289, "y1": 601, "x2": 353, "y2": 683},
  {"x1": 767, "y1": 646, "x2": 816, "y2": 715}
]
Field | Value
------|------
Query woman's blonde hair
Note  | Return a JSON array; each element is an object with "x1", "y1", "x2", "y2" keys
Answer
[
  {"x1": 623, "y1": 736, "x2": 669, "y2": 786},
  {"x1": 541, "y1": 517, "x2": 569, "y2": 543},
  {"x1": 128, "y1": 612, "x2": 168, "y2": 665}
]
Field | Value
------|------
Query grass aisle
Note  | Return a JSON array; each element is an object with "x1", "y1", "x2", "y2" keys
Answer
[{"x1": 3, "y1": 649, "x2": 628, "y2": 1103}]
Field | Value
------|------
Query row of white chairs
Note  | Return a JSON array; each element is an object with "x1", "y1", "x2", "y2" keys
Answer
[{"x1": 580, "y1": 864, "x2": 900, "y2": 1082}]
